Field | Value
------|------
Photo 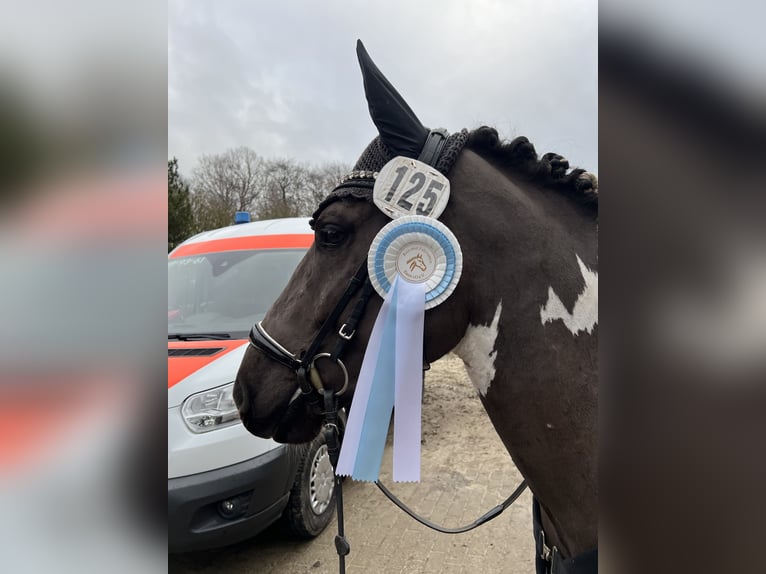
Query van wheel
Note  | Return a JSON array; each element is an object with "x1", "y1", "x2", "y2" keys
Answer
[{"x1": 283, "y1": 430, "x2": 336, "y2": 538}]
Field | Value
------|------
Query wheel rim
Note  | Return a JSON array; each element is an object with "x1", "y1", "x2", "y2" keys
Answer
[{"x1": 309, "y1": 444, "x2": 334, "y2": 515}]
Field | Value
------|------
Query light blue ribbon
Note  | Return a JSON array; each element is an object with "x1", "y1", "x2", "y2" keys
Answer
[{"x1": 337, "y1": 275, "x2": 426, "y2": 482}]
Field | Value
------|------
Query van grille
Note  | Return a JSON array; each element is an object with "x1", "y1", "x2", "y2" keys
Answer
[{"x1": 168, "y1": 348, "x2": 224, "y2": 357}]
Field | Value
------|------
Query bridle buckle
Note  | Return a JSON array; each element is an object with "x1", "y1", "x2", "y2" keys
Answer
[
  {"x1": 338, "y1": 323, "x2": 355, "y2": 340},
  {"x1": 539, "y1": 529, "x2": 557, "y2": 563}
]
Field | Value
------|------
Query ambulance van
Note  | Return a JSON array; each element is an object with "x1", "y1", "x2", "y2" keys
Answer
[{"x1": 168, "y1": 216, "x2": 336, "y2": 552}]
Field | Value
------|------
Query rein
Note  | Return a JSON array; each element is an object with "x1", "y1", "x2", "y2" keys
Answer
[{"x1": 375, "y1": 477, "x2": 527, "y2": 535}]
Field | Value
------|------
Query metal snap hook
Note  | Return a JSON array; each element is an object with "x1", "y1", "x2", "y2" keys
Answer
[{"x1": 310, "y1": 353, "x2": 349, "y2": 396}]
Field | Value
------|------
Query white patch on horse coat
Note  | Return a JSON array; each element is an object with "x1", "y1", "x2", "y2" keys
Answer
[
  {"x1": 540, "y1": 255, "x2": 598, "y2": 335},
  {"x1": 453, "y1": 302, "x2": 502, "y2": 397}
]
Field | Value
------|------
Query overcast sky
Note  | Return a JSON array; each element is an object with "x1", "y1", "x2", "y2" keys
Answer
[{"x1": 168, "y1": 0, "x2": 597, "y2": 177}]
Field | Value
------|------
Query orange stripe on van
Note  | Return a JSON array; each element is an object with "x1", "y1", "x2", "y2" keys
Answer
[
  {"x1": 168, "y1": 340, "x2": 248, "y2": 388},
  {"x1": 170, "y1": 234, "x2": 313, "y2": 258}
]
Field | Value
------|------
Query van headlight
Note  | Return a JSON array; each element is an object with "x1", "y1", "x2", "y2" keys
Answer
[{"x1": 181, "y1": 383, "x2": 241, "y2": 433}]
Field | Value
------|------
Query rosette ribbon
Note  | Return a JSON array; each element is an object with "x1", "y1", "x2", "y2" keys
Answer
[{"x1": 336, "y1": 274, "x2": 426, "y2": 482}]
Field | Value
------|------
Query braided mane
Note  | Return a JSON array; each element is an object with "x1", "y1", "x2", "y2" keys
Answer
[{"x1": 465, "y1": 126, "x2": 598, "y2": 213}]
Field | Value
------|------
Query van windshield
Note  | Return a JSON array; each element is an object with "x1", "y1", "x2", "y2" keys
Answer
[{"x1": 168, "y1": 248, "x2": 306, "y2": 338}]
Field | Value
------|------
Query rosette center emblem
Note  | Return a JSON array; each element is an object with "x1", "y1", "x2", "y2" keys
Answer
[{"x1": 397, "y1": 245, "x2": 436, "y2": 283}]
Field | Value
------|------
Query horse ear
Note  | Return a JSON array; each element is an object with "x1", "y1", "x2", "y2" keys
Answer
[{"x1": 356, "y1": 40, "x2": 428, "y2": 158}]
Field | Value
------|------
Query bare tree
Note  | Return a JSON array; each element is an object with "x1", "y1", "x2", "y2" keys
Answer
[
  {"x1": 304, "y1": 161, "x2": 349, "y2": 209},
  {"x1": 191, "y1": 190, "x2": 232, "y2": 232},
  {"x1": 191, "y1": 147, "x2": 264, "y2": 228},
  {"x1": 257, "y1": 159, "x2": 310, "y2": 219},
  {"x1": 186, "y1": 145, "x2": 353, "y2": 226}
]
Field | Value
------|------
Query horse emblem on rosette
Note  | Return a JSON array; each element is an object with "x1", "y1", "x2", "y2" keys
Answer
[
  {"x1": 235, "y1": 40, "x2": 598, "y2": 573},
  {"x1": 407, "y1": 253, "x2": 427, "y2": 273}
]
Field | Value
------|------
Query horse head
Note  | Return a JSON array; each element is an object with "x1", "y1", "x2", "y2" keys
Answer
[
  {"x1": 234, "y1": 41, "x2": 474, "y2": 442},
  {"x1": 235, "y1": 40, "x2": 598, "y2": 558}
]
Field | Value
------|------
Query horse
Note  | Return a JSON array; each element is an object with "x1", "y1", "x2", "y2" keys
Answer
[{"x1": 234, "y1": 41, "x2": 598, "y2": 572}]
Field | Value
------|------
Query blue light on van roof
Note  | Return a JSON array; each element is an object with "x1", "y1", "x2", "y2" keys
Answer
[{"x1": 234, "y1": 211, "x2": 251, "y2": 224}]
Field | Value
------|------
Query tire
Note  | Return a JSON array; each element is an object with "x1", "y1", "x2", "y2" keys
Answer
[{"x1": 282, "y1": 430, "x2": 337, "y2": 538}]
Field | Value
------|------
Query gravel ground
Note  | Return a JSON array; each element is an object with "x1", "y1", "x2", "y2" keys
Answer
[{"x1": 169, "y1": 354, "x2": 534, "y2": 574}]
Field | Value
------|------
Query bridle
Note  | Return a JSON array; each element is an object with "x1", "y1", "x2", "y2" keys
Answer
[
  {"x1": 247, "y1": 129, "x2": 528, "y2": 574},
  {"x1": 248, "y1": 128, "x2": 454, "y2": 405}
]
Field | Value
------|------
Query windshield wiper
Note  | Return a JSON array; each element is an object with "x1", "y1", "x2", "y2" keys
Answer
[{"x1": 168, "y1": 333, "x2": 232, "y2": 341}]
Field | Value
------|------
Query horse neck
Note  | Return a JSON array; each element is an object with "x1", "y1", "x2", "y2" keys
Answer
[{"x1": 447, "y1": 151, "x2": 598, "y2": 557}]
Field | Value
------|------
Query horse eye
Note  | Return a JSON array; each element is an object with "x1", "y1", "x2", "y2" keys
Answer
[{"x1": 317, "y1": 224, "x2": 347, "y2": 248}]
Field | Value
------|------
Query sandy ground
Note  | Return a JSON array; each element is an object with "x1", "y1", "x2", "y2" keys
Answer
[{"x1": 169, "y1": 355, "x2": 534, "y2": 574}]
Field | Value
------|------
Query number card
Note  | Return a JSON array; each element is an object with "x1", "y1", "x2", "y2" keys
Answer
[{"x1": 373, "y1": 157, "x2": 451, "y2": 220}]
